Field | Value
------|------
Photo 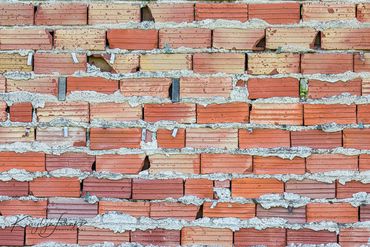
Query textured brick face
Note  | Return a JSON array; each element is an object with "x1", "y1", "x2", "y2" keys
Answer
[{"x1": 0, "y1": 1, "x2": 369, "y2": 246}]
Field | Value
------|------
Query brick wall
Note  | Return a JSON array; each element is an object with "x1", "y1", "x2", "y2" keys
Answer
[{"x1": 0, "y1": 1, "x2": 369, "y2": 246}]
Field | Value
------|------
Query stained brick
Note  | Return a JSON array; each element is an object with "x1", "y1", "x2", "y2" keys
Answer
[
  {"x1": 6, "y1": 77, "x2": 58, "y2": 95},
  {"x1": 291, "y1": 130, "x2": 342, "y2": 149},
  {"x1": 88, "y1": 3, "x2": 140, "y2": 24},
  {"x1": 46, "y1": 153, "x2": 95, "y2": 171},
  {"x1": 0, "y1": 127, "x2": 35, "y2": 143},
  {"x1": 232, "y1": 178, "x2": 284, "y2": 198},
  {"x1": 157, "y1": 129, "x2": 185, "y2": 148},
  {"x1": 37, "y1": 102, "x2": 89, "y2": 122},
  {"x1": 287, "y1": 229, "x2": 337, "y2": 245},
  {"x1": 181, "y1": 227, "x2": 233, "y2": 247},
  {"x1": 266, "y1": 28, "x2": 318, "y2": 50},
  {"x1": 195, "y1": 3, "x2": 248, "y2": 21},
  {"x1": 339, "y1": 228, "x2": 370, "y2": 247},
  {"x1": 337, "y1": 181, "x2": 370, "y2": 198},
  {"x1": 359, "y1": 154, "x2": 370, "y2": 171},
  {"x1": 159, "y1": 28, "x2": 211, "y2": 49},
  {"x1": 0, "y1": 152, "x2": 45, "y2": 172},
  {"x1": 180, "y1": 77, "x2": 232, "y2": 98},
  {"x1": 250, "y1": 103, "x2": 303, "y2": 125},
  {"x1": 148, "y1": 3, "x2": 194, "y2": 23},
  {"x1": 36, "y1": 127, "x2": 86, "y2": 147},
  {"x1": 322, "y1": 28, "x2": 370, "y2": 50},
  {"x1": 203, "y1": 202, "x2": 255, "y2": 219},
  {"x1": 307, "y1": 203, "x2": 358, "y2": 223},
  {"x1": 144, "y1": 103, "x2": 196, "y2": 123},
  {"x1": 248, "y1": 3, "x2": 300, "y2": 24},
  {"x1": 360, "y1": 205, "x2": 370, "y2": 221},
  {"x1": 90, "y1": 103, "x2": 142, "y2": 121},
  {"x1": 201, "y1": 153, "x2": 252, "y2": 174},
  {"x1": 285, "y1": 179, "x2": 336, "y2": 199},
  {"x1": 247, "y1": 53, "x2": 300, "y2": 75},
  {"x1": 248, "y1": 77, "x2": 299, "y2": 99},
  {"x1": 184, "y1": 179, "x2": 213, "y2": 198},
  {"x1": 186, "y1": 128, "x2": 238, "y2": 149},
  {"x1": 25, "y1": 226, "x2": 77, "y2": 245},
  {"x1": 47, "y1": 198, "x2": 98, "y2": 219},
  {"x1": 149, "y1": 154, "x2": 200, "y2": 174},
  {"x1": 150, "y1": 202, "x2": 199, "y2": 220},
  {"x1": 99, "y1": 201, "x2": 150, "y2": 217},
  {"x1": 302, "y1": 53, "x2": 354, "y2": 74},
  {"x1": 257, "y1": 205, "x2": 306, "y2": 224},
  {"x1": 0, "y1": 200, "x2": 47, "y2": 217},
  {"x1": 193, "y1": 53, "x2": 245, "y2": 74},
  {"x1": 78, "y1": 227, "x2": 130, "y2": 245},
  {"x1": 213, "y1": 29, "x2": 265, "y2": 50},
  {"x1": 0, "y1": 227, "x2": 25, "y2": 246},
  {"x1": 30, "y1": 177, "x2": 80, "y2": 197},
  {"x1": 306, "y1": 154, "x2": 358, "y2": 173},
  {"x1": 303, "y1": 104, "x2": 357, "y2": 125},
  {"x1": 120, "y1": 78, "x2": 171, "y2": 97},
  {"x1": 239, "y1": 129, "x2": 291, "y2": 149},
  {"x1": 0, "y1": 3, "x2": 34, "y2": 25},
  {"x1": 358, "y1": 104, "x2": 370, "y2": 123},
  {"x1": 0, "y1": 29, "x2": 52, "y2": 50},
  {"x1": 354, "y1": 53, "x2": 370, "y2": 72},
  {"x1": 302, "y1": 3, "x2": 356, "y2": 21},
  {"x1": 55, "y1": 29, "x2": 106, "y2": 50},
  {"x1": 82, "y1": 177, "x2": 131, "y2": 198},
  {"x1": 343, "y1": 128, "x2": 370, "y2": 149},
  {"x1": 234, "y1": 228, "x2": 286, "y2": 247},
  {"x1": 308, "y1": 78, "x2": 362, "y2": 98},
  {"x1": 0, "y1": 180, "x2": 29, "y2": 197},
  {"x1": 132, "y1": 229, "x2": 181, "y2": 246},
  {"x1": 253, "y1": 156, "x2": 305, "y2": 175},
  {"x1": 132, "y1": 178, "x2": 183, "y2": 200},
  {"x1": 35, "y1": 3, "x2": 87, "y2": 25},
  {"x1": 140, "y1": 54, "x2": 192, "y2": 72},
  {"x1": 0, "y1": 53, "x2": 32, "y2": 73},
  {"x1": 10, "y1": 102, "x2": 32, "y2": 122},
  {"x1": 197, "y1": 102, "x2": 249, "y2": 123},
  {"x1": 34, "y1": 53, "x2": 87, "y2": 75},
  {"x1": 357, "y1": 3, "x2": 370, "y2": 22},
  {"x1": 90, "y1": 128, "x2": 142, "y2": 150},
  {"x1": 107, "y1": 29, "x2": 158, "y2": 50}
]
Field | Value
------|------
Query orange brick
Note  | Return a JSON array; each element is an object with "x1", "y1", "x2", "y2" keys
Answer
[
  {"x1": 195, "y1": 3, "x2": 248, "y2": 21},
  {"x1": 359, "y1": 154, "x2": 370, "y2": 171},
  {"x1": 37, "y1": 102, "x2": 89, "y2": 122},
  {"x1": 203, "y1": 202, "x2": 255, "y2": 219},
  {"x1": 358, "y1": 104, "x2": 370, "y2": 123},
  {"x1": 55, "y1": 29, "x2": 106, "y2": 50},
  {"x1": 30, "y1": 177, "x2": 80, "y2": 197},
  {"x1": 0, "y1": 200, "x2": 47, "y2": 217},
  {"x1": 35, "y1": 3, "x2": 87, "y2": 25},
  {"x1": 96, "y1": 154, "x2": 145, "y2": 174},
  {"x1": 234, "y1": 228, "x2": 286, "y2": 247},
  {"x1": 67, "y1": 77, "x2": 119, "y2": 94},
  {"x1": 180, "y1": 77, "x2": 232, "y2": 98},
  {"x1": 266, "y1": 27, "x2": 318, "y2": 49},
  {"x1": 132, "y1": 178, "x2": 183, "y2": 200},
  {"x1": 304, "y1": 104, "x2": 357, "y2": 125},
  {"x1": 253, "y1": 156, "x2": 305, "y2": 175},
  {"x1": 0, "y1": 29, "x2": 52, "y2": 50},
  {"x1": 213, "y1": 29, "x2": 265, "y2": 50},
  {"x1": 82, "y1": 177, "x2": 131, "y2": 198},
  {"x1": 354, "y1": 53, "x2": 370, "y2": 72},
  {"x1": 337, "y1": 181, "x2": 370, "y2": 198},
  {"x1": 0, "y1": 3, "x2": 34, "y2": 25},
  {"x1": 193, "y1": 53, "x2": 245, "y2": 74},
  {"x1": 357, "y1": 3, "x2": 370, "y2": 22},
  {"x1": 6, "y1": 77, "x2": 58, "y2": 96},
  {"x1": 159, "y1": 28, "x2": 211, "y2": 49},
  {"x1": 185, "y1": 179, "x2": 213, "y2": 198},
  {"x1": 306, "y1": 154, "x2": 358, "y2": 173},
  {"x1": 339, "y1": 228, "x2": 370, "y2": 247},
  {"x1": 308, "y1": 78, "x2": 362, "y2": 98},
  {"x1": 36, "y1": 127, "x2": 86, "y2": 147},
  {"x1": 248, "y1": 3, "x2": 300, "y2": 24},
  {"x1": 90, "y1": 103, "x2": 142, "y2": 121},
  {"x1": 343, "y1": 129, "x2": 370, "y2": 149},
  {"x1": 90, "y1": 128, "x2": 142, "y2": 150},
  {"x1": 239, "y1": 129, "x2": 291, "y2": 149},
  {"x1": 120, "y1": 78, "x2": 171, "y2": 98},
  {"x1": 322, "y1": 28, "x2": 370, "y2": 50},
  {"x1": 287, "y1": 229, "x2": 337, "y2": 245},
  {"x1": 250, "y1": 103, "x2": 303, "y2": 125},
  {"x1": 301, "y1": 53, "x2": 353, "y2": 74},
  {"x1": 46, "y1": 152, "x2": 95, "y2": 171},
  {"x1": 26, "y1": 226, "x2": 77, "y2": 245},
  {"x1": 291, "y1": 130, "x2": 342, "y2": 149},
  {"x1": 247, "y1": 53, "x2": 300, "y2": 75},
  {"x1": 232, "y1": 178, "x2": 284, "y2": 198},
  {"x1": 99, "y1": 201, "x2": 150, "y2": 217},
  {"x1": 149, "y1": 154, "x2": 200, "y2": 174},
  {"x1": 197, "y1": 102, "x2": 249, "y2": 123},
  {"x1": 150, "y1": 202, "x2": 199, "y2": 220},
  {"x1": 307, "y1": 203, "x2": 358, "y2": 223},
  {"x1": 10, "y1": 102, "x2": 32, "y2": 122},
  {"x1": 88, "y1": 3, "x2": 140, "y2": 24},
  {"x1": 157, "y1": 129, "x2": 185, "y2": 148},
  {"x1": 144, "y1": 103, "x2": 196, "y2": 123},
  {"x1": 248, "y1": 77, "x2": 299, "y2": 99},
  {"x1": 0, "y1": 152, "x2": 45, "y2": 172},
  {"x1": 186, "y1": 128, "x2": 238, "y2": 149},
  {"x1": 148, "y1": 3, "x2": 194, "y2": 23},
  {"x1": 140, "y1": 54, "x2": 192, "y2": 72},
  {"x1": 34, "y1": 53, "x2": 87, "y2": 75},
  {"x1": 201, "y1": 153, "x2": 252, "y2": 174},
  {"x1": 257, "y1": 205, "x2": 306, "y2": 224},
  {"x1": 181, "y1": 227, "x2": 233, "y2": 247},
  {"x1": 107, "y1": 29, "x2": 158, "y2": 50},
  {"x1": 302, "y1": 3, "x2": 356, "y2": 21}
]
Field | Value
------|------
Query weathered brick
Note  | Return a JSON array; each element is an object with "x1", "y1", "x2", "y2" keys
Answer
[
  {"x1": 0, "y1": 180, "x2": 29, "y2": 197},
  {"x1": 248, "y1": 3, "x2": 300, "y2": 24},
  {"x1": 36, "y1": 127, "x2": 86, "y2": 147},
  {"x1": 47, "y1": 198, "x2": 97, "y2": 219},
  {"x1": 46, "y1": 153, "x2": 95, "y2": 172},
  {"x1": 34, "y1": 53, "x2": 87, "y2": 75},
  {"x1": 83, "y1": 177, "x2": 131, "y2": 198},
  {"x1": 181, "y1": 227, "x2": 233, "y2": 247},
  {"x1": 186, "y1": 128, "x2": 238, "y2": 149},
  {"x1": 291, "y1": 130, "x2": 342, "y2": 149},
  {"x1": 10, "y1": 102, "x2": 32, "y2": 122},
  {"x1": 304, "y1": 104, "x2": 357, "y2": 125},
  {"x1": 144, "y1": 103, "x2": 196, "y2": 123},
  {"x1": 357, "y1": 3, "x2": 370, "y2": 22},
  {"x1": 195, "y1": 3, "x2": 248, "y2": 21},
  {"x1": 157, "y1": 129, "x2": 185, "y2": 149},
  {"x1": 266, "y1": 27, "x2": 318, "y2": 49},
  {"x1": 232, "y1": 178, "x2": 284, "y2": 198},
  {"x1": 193, "y1": 53, "x2": 245, "y2": 74},
  {"x1": 0, "y1": 200, "x2": 47, "y2": 217},
  {"x1": 343, "y1": 129, "x2": 370, "y2": 149},
  {"x1": 253, "y1": 156, "x2": 305, "y2": 175},
  {"x1": 301, "y1": 53, "x2": 353, "y2": 74},
  {"x1": 67, "y1": 77, "x2": 119, "y2": 94},
  {"x1": 0, "y1": 3, "x2": 34, "y2": 25},
  {"x1": 0, "y1": 152, "x2": 45, "y2": 172},
  {"x1": 0, "y1": 29, "x2": 52, "y2": 50},
  {"x1": 339, "y1": 228, "x2": 370, "y2": 247},
  {"x1": 287, "y1": 229, "x2": 337, "y2": 245},
  {"x1": 197, "y1": 102, "x2": 249, "y2": 123},
  {"x1": 184, "y1": 179, "x2": 213, "y2": 198},
  {"x1": 90, "y1": 103, "x2": 142, "y2": 121},
  {"x1": 0, "y1": 127, "x2": 35, "y2": 143},
  {"x1": 257, "y1": 205, "x2": 306, "y2": 224},
  {"x1": 213, "y1": 29, "x2": 265, "y2": 50},
  {"x1": 159, "y1": 28, "x2": 211, "y2": 49},
  {"x1": 140, "y1": 54, "x2": 192, "y2": 72},
  {"x1": 247, "y1": 53, "x2": 300, "y2": 75},
  {"x1": 248, "y1": 77, "x2": 299, "y2": 99},
  {"x1": 90, "y1": 128, "x2": 142, "y2": 150},
  {"x1": 88, "y1": 3, "x2": 140, "y2": 24},
  {"x1": 26, "y1": 226, "x2": 77, "y2": 245},
  {"x1": 358, "y1": 104, "x2": 370, "y2": 123},
  {"x1": 337, "y1": 181, "x2": 370, "y2": 198},
  {"x1": 307, "y1": 203, "x2": 358, "y2": 223},
  {"x1": 149, "y1": 154, "x2": 200, "y2": 174},
  {"x1": 250, "y1": 103, "x2": 303, "y2": 125},
  {"x1": 30, "y1": 177, "x2": 80, "y2": 197},
  {"x1": 0, "y1": 227, "x2": 25, "y2": 246},
  {"x1": 121, "y1": 78, "x2": 171, "y2": 97},
  {"x1": 37, "y1": 102, "x2": 89, "y2": 122},
  {"x1": 78, "y1": 227, "x2": 130, "y2": 245},
  {"x1": 107, "y1": 29, "x2": 158, "y2": 50},
  {"x1": 150, "y1": 202, "x2": 199, "y2": 220},
  {"x1": 322, "y1": 28, "x2": 370, "y2": 50},
  {"x1": 99, "y1": 201, "x2": 150, "y2": 217},
  {"x1": 203, "y1": 202, "x2": 255, "y2": 219},
  {"x1": 239, "y1": 129, "x2": 291, "y2": 149},
  {"x1": 0, "y1": 54, "x2": 32, "y2": 73},
  {"x1": 147, "y1": 3, "x2": 194, "y2": 23},
  {"x1": 132, "y1": 178, "x2": 183, "y2": 200},
  {"x1": 306, "y1": 154, "x2": 358, "y2": 173},
  {"x1": 234, "y1": 228, "x2": 286, "y2": 247},
  {"x1": 35, "y1": 3, "x2": 87, "y2": 25},
  {"x1": 6, "y1": 77, "x2": 58, "y2": 96},
  {"x1": 132, "y1": 229, "x2": 181, "y2": 246},
  {"x1": 180, "y1": 77, "x2": 232, "y2": 98},
  {"x1": 285, "y1": 179, "x2": 336, "y2": 199},
  {"x1": 302, "y1": 3, "x2": 356, "y2": 21},
  {"x1": 55, "y1": 29, "x2": 106, "y2": 50},
  {"x1": 308, "y1": 78, "x2": 362, "y2": 98},
  {"x1": 201, "y1": 154, "x2": 252, "y2": 174}
]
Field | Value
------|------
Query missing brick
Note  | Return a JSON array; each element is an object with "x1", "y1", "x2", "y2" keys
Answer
[
  {"x1": 141, "y1": 5, "x2": 154, "y2": 22},
  {"x1": 47, "y1": 30, "x2": 55, "y2": 48},
  {"x1": 91, "y1": 161, "x2": 96, "y2": 172},
  {"x1": 88, "y1": 55, "x2": 114, "y2": 73},
  {"x1": 244, "y1": 55, "x2": 248, "y2": 72},
  {"x1": 313, "y1": 31, "x2": 321, "y2": 50},
  {"x1": 141, "y1": 156, "x2": 150, "y2": 171},
  {"x1": 254, "y1": 36, "x2": 266, "y2": 50},
  {"x1": 58, "y1": 77, "x2": 67, "y2": 101},
  {"x1": 195, "y1": 205, "x2": 203, "y2": 219},
  {"x1": 170, "y1": 78, "x2": 180, "y2": 103}
]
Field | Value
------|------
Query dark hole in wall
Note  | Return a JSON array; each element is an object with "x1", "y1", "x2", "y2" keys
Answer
[
  {"x1": 141, "y1": 156, "x2": 150, "y2": 171},
  {"x1": 141, "y1": 5, "x2": 154, "y2": 22},
  {"x1": 313, "y1": 31, "x2": 322, "y2": 49},
  {"x1": 87, "y1": 55, "x2": 114, "y2": 73}
]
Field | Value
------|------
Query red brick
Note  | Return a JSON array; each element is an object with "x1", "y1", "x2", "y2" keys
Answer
[
  {"x1": 0, "y1": 3, "x2": 34, "y2": 25},
  {"x1": 354, "y1": 53, "x2": 370, "y2": 72},
  {"x1": 88, "y1": 3, "x2": 140, "y2": 24},
  {"x1": 0, "y1": 227, "x2": 25, "y2": 246},
  {"x1": 150, "y1": 202, "x2": 199, "y2": 220},
  {"x1": 37, "y1": 102, "x2": 89, "y2": 122},
  {"x1": 180, "y1": 77, "x2": 233, "y2": 98},
  {"x1": 248, "y1": 3, "x2": 300, "y2": 24},
  {"x1": 360, "y1": 205, "x2": 370, "y2": 221},
  {"x1": 248, "y1": 53, "x2": 300, "y2": 75},
  {"x1": 257, "y1": 205, "x2": 306, "y2": 224},
  {"x1": 99, "y1": 201, "x2": 150, "y2": 217},
  {"x1": 90, "y1": 103, "x2": 142, "y2": 122},
  {"x1": 266, "y1": 28, "x2": 318, "y2": 50},
  {"x1": 213, "y1": 28, "x2": 265, "y2": 50},
  {"x1": 248, "y1": 77, "x2": 299, "y2": 99},
  {"x1": 36, "y1": 127, "x2": 86, "y2": 147},
  {"x1": 186, "y1": 128, "x2": 238, "y2": 149},
  {"x1": 78, "y1": 227, "x2": 130, "y2": 245},
  {"x1": 107, "y1": 29, "x2": 158, "y2": 50},
  {"x1": 291, "y1": 129, "x2": 342, "y2": 149},
  {"x1": 157, "y1": 129, "x2": 185, "y2": 148},
  {"x1": 358, "y1": 104, "x2": 370, "y2": 123},
  {"x1": 0, "y1": 29, "x2": 52, "y2": 50},
  {"x1": 90, "y1": 128, "x2": 141, "y2": 150},
  {"x1": 25, "y1": 226, "x2": 77, "y2": 245},
  {"x1": 144, "y1": 103, "x2": 196, "y2": 123},
  {"x1": 250, "y1": 103, "x2": 303, "y2": 125},
  {"x1": 35, "y1": 3, "x2": 87, "y2": 25},
  {"x1": 193, "y1": 53, "x2": 245, "y2": 74},
  {"x1": 234, "y1": 228, "x2": 286, "y2": 247},
  {"x1": 253, "y1": 156, "x2": 305, "y2": 175},
  {"x1": 306, "y1": 154, "x2": 358, "y2": 173},
  {"x1": 232, "y1": 178, "x2": 284, "y2": 198},
  {"x1": 10, "y1": 102, "x2": 32, "y2": 122},
  {"x1": 159, "y1": 28, "x2": 211, "y2": 49},
  {"x1": 0, "y1": 200, "x2": 47, "y2": 217},
  {"x1": 337, "y1": 181, "x2": 370, "y2": 198},
  {"x1": 0, "y1": 180, "x2": 28, "y2": 197},
  {"x1": 46, "y1": 153, "x2": 95, "y2": 171},
  {"x1": 287, "y1": 229, "x2": 337, "y2": 245},
  {"x1": 34, "y1": 53, "x2": 87, "y2": 75},
  {"x1": 181, "y1": 227, "x2": 232, "y2": 247},
  {"x1": 285, "y1": 179, "x2": 335, "y2": 199},
  {"x1": 339, "y1": 228, "x2": 370, "y2": 247},
  {"x1": 304, "y1": 104, "x2": 357, "y2": 125},
  {"x1": 148, "y1": 3, "x2": 194, "y2": 22},
  {"x1": 203, "y1": 202, "x2": 255, "y2": 219},
  {"x1": 308, "y1": 78, "x2": 362, "y2": 98},
  {"x1": 96, "y1": 154, "x2": 145, "y2": 174},
  {"x1": 302, "y1": 3, "x2": 356, "y2": 21},
  {"x1": 185, "y1": 179, "x2": 213, "y2": 198},
  {"x1": 67, "y1": 77, "x2": 119, "y2": 94},
  {"x1": 0, "y1": 127, "x2": 35, "y2": 143},
  {"x1": 30, "y1": 177, "x2": 80, "y2": 197},
  {"x1": 47, "y1": 198, "x2": 97, "y2": 219},
  {"x1": 322, "y1": 28, "x2": 370, "y2": 50},
  {"x1": 132, "y1": 229, "x2": 180, "y2": 246},
  {"x1": 132, "y1": 178, "x2": 183, "y2": 200},
  {"x1": 0, "y1": 152, "x2": 45, "y2": 172},
  {"x1": 195, "y1": 3, "x2": 247, "y2": 21},
  {"x1": 140, "y1": 54, "x2": 191, "y2": 72},
  {"x1": 6, "y1": 77, "x2": 58, "y2": 96},
  {"x1": 301, "y1": 53, "x2": 353, "y2": 74},
  {"x1": 197, "y1": 102, "x2": 249, "y2": 123},
  {"x1": 120, "y1": 78, "x2": 171, "y2": 98},
  {"x1": 149, "y1": 154, "x2": 200, "y2": 174},
  {"x1": 83, "y1": 177, "x2": 131, "y2": 199},
  {"x1": 307, "y1": 203, "x2": 358, "y2": 223},
  {"x1": 359, "y1": 154, "x2": 370, "y2": 171},
  {"x1": 357, "y1": 3, "x2": 370, "y2": 22},
  {"x1": 201, "y1": 153, "x2": 252, "y2": 174},
  {"x1": 239, "y1": 128, "x2": 291, "y2": 149},
  {"x1": 343, "y1": 128, "x2": 370, "y2": 149}
]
